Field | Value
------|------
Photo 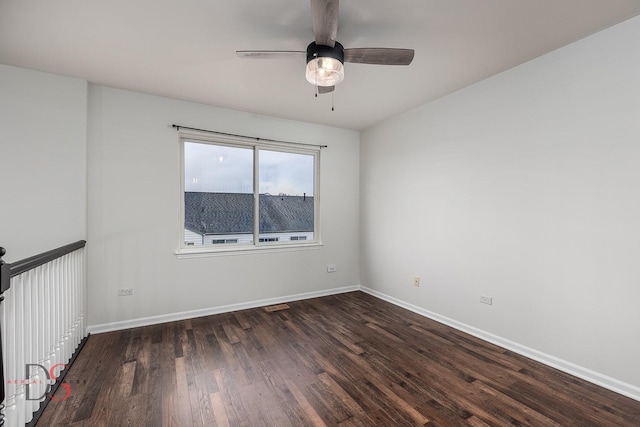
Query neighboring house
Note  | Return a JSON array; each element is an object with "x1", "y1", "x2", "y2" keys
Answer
[{"x1": 184, "y1": 192, "x2": 314, "y2": 245}]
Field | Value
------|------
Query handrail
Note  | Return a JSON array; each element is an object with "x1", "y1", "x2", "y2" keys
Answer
[
  {"x1": 0, "y1": 240, "x2": 86, "y2": 294},
  {"x1": 7, "y1": 240, "x2": 87, "y2": 278}
]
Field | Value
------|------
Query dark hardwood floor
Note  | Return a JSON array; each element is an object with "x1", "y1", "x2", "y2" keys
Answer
[{"x1": 37, "y1": 291, "x2": 640, "y2": 426}]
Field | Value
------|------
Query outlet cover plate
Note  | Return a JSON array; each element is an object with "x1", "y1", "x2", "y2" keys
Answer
[{"x1": 480, "y1": 295, "x2": 493, "y2": 305}]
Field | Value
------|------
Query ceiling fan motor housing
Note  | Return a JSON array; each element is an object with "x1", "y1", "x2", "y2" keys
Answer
[{"x1": 306, "y1": 41, "x2": 344, "y2": 64}]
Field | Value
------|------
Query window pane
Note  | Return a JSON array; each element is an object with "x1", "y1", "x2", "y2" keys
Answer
[
  {"x1": 258, "y1": 150, "x2": 314, "y2": 242},
  {"x1": 184, "y1": 141, "x2": 254, "y2": 246}
]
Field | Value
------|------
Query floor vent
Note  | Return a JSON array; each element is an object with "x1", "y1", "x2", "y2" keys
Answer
[{"x1": 264, "y1": 303, "x2": 291, "y2": 312}]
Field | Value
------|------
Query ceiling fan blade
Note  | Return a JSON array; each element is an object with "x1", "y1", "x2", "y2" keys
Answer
[
  {"x1": 311, "y1": 0, "x2": 338, "y2": 48},
  {"x1": 236, "y1": 50, "x2": 305, "y2": 59},
  {"x1": 318, "y1": 85, "x2": 335, "y2": 94},
  {"x1": 344, "y1": 48, "x2": 415, "y2": 65}
]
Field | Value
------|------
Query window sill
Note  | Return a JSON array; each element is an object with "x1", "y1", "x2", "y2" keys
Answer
[{"x1": 175, "y1": 241, "x2": 323, "y2": 259}]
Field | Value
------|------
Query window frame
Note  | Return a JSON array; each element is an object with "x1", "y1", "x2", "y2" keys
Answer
[{"x1": 176, "y1": 132, "x2": 321, "y2": 257}]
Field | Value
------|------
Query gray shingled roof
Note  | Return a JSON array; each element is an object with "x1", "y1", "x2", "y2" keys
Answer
[{"x1": 184, "y1": 192, "x2": 314, "y2": 235}]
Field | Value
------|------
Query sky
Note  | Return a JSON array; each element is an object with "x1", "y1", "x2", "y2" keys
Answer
[{"x1": 184, "y1": 141, "x2": 314, "y2": 196}]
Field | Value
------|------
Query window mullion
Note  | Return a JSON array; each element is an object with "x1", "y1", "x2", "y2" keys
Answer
[{"x1": 253, "y1": 148, "x2": 260, "y2": 245}]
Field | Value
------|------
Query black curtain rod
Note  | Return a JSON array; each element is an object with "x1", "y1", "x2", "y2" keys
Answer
[{"x1": 172, "y1": 124, "x2": 328, "y2": 149}]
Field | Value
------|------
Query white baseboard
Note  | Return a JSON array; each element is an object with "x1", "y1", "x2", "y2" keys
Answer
[
  {"x1": 359, "y1": 286, "x2": 640, "y2": 402},
  {"x1": 87, "y1": 285, "x2": 360, "y2": 334}
]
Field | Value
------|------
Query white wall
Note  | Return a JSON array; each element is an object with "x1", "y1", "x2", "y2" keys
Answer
[
  {"x1": 0, "y1": 64, "x2": 87, "y2": 262},
  {"x1": 361, "y1": 16, "x2": 640, "y2": 393},
  {"x1": 87, "y1": 86, "x2": 359, "y2": 328}
]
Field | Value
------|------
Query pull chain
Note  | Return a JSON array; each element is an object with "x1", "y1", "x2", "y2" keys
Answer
[{"x1": 331, "y1": 90, "x2": 335, "y2": 111}]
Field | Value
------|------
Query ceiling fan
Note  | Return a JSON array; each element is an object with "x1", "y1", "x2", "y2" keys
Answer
[{"x1": 236, "y1": 0, "x2": 414, "y2": 94}]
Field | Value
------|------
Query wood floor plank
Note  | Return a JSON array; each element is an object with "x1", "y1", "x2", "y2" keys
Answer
[
  {"x1": 210, "y1": 391, "x2": 230, "y2": 427},
  {"x1": 36, "y1": 291, "x2": 640, "y2": 426},
  {"x1": 284, "y1": 379, "x2": 327, "y2": 427},
  {"x1": 174, "y1": 357, "x2": 193, "y2": 426},
  {"x1": 471, "y1": 379, "x2": 559, "y2": 425}
]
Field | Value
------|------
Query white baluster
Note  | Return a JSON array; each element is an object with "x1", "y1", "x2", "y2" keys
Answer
[
  {"x1": 0, "y1": 290, "x2": 5, "y2": 425},
  {"x1": 23, "y1": 270, "x2": 34, "y2": 421},
  {"x1": 63, "y1": 254, "x2": 72, "y2": 361},
  {"x1": 4, "y1": 394, "x2": 16, "y2": 427},
  {"x1": 45, "y1": 261, "x2": 55, "y2": 370},
  {"x1": 60, "y1": 256, "x2": 67, "y2": 359},
  {"x1": 53, "y1": 258, "x2": 62, "y2": 370},
  {"x1": 4, "y1": 284, "x2": 17, "y2": 427},
  {"x1": 26, "y1": 266, "x2": 42, "y2": 420},
  {"x1": 1, "y1": 285, "x2": 11, "y2": 427},
  {"x1": 75, "y1": 250, "x2": 83, "y2": 346},
  {"x1": 15, "y1": 275, "x2": 25, "y2": 427},
  {"x1": 68, "y1": 253, "x2": 76, "y2": 349},
  {"x1": 76, "y1": 249, "x2": 85, "y2": 344},
  {"x1": 59, "y1": 256, "x2": 67, "y2": 363},
  {"x1": 36, "y1": 264, "x2": 47, "y2": 409}
]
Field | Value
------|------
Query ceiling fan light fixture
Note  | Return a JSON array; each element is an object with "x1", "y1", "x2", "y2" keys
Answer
[
  {"x1": 306, "y1": 57, "x2": 344, "y2": 86},
  {"x1": 305, "y1": 42, "x2": 344, "y2": 87}
]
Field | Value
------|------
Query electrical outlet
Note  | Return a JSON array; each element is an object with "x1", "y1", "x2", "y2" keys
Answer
[
  {"x1": 327, "y1": 264, "x2": 337, "y2": 273},
  {"x1": 414, "y1": 276, "x2": 420, "y2": 287},
  {"x1": 480, "y1": 295, "x2": 493, "y2": 305},
  {"x1": 118, "y1": 288, "x2": 134, "y2": 296}
]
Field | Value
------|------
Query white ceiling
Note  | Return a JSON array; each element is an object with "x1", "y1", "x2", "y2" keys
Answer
[{"x1": 2, "y1": 1, "x2": 640, "y2": 130}]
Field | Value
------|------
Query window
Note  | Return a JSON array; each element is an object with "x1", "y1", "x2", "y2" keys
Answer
[{"x1": 180, "y1": 135, "x2": 319, "y2": 253}]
